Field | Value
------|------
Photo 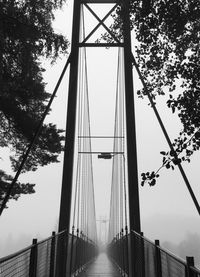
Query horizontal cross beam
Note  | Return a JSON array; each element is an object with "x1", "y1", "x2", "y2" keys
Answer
[
  {"x1": 81, "y1": 0, "x2": 118, "y2": 3},
  {"x1": 78, "y1": 136, "x2": 124, "y2": 138},
  {"x1": 79, "y1": 42, "x2": 124, "y2": 47},
  {"x1": 78, "y1": 152, "x2": 124, "y2": 154}
]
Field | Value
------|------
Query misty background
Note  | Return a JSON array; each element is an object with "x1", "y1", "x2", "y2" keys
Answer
[{"x1": 0, "y1": 1, "x2": 200, "y2": 268}]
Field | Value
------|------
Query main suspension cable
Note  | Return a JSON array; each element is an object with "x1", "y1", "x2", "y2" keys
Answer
[
  {"x1": 71, "y1": 5, "x2": 97, "y2": 244},
  {"x1": 108, "y1": 48, "x2": 128, "y2": 242}
]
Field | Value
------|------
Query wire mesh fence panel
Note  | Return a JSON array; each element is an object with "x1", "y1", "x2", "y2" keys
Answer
[
  {"x1": 133, "y1": 233, "x2": 145, "y2": 277},
  {"x1": 0, "y1": 230, "x2": 98, "y2": 277},
  {"x1": 65, "y1": 234, "x2": 98, "y2": 276},
  {"x1": 36, "y1": 240, "x2": 51, "y2": 277},
  {"x1": 108, "y1": 231, "x2": 200, "y2": 277},
  {"x1": 65, "y1": 234, "x2": 77, "y2": 275},
  {"x1": 125, "y1": 235, "x2": 129, "y2": 274},
  {"x1": 161, "y1": 250, "x2": 186, "y2": 277},
  {"x1": 121, "y1": 235, "x2": 129, "y2": 274},
  {"x1": 0, "y1": 249, "x2": 31, "y2": 277},
  {"x1": 144, "y1": 239, "x2": 156, "y2": 277},
  {"x1": 73, "y1": 236, "x2": 81, "y2": 273},
  {"x1": 190, "y1": 266, "x2": 200, "y2": 277},
  {"x1": 70, "y1": 236, "x2": 78, "y2": 274},
  {"x1": 65, "y1": 233, "x2": 72, "y2": 276},
  {"x1": 54, "y1": 231, "x2": 70, "y2": 277}
]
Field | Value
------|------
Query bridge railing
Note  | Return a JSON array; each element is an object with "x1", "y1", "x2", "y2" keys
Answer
[
  {"x1": 0, "y1": 230, "x2": 97, "y2": 277},
  {"x1": 108, "y1": 230, "x2": 200, "y2": 277}
]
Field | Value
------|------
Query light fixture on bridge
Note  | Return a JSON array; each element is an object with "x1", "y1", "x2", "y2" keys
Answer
[{"x1": 98, "y1": 152, "x2": 113, "y2": 159}]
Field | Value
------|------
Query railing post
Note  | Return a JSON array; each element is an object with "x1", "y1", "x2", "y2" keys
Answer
[
  {"x1": 140, "y1": 232, "x2": 145, "y2": 277},
  {"x1": 50, "y1": 232, "x2": 56, "y2": 277},
  {"x1": 125, "y1": 226, "x2": 129, "y2": 276},
  {"x1": 73, "y1": 229, "x2": 78, "y2": 274},
  {"x1": 76, "y1": 228, "x2": 80, "y2": 274},
  {"x1": 79, "y1": 231, "x2": 84, "y2": 272},
  {"x1": 29, "y1": 239, "x2": 38, "y2": 277},
  {"x1": 120, "y1": 229, "x2": 125, "y2": 276},
  {"x1": 155, "y1": 240, "x2": 162, "y2": 277},
  {"x1": 69, "y1": 226, "x2": 75, "y2": 276},
  {"x1": 86, "y1": 236, "x2": 89, "y2": 265},
  {"x1": 186, "y1": 256, "x2": 195, "y2": 277},
  {"x1": 116, "y1": 233, "x2": 119, "y2": 270}
]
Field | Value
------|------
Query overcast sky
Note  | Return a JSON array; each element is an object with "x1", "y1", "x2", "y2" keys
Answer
[{"x1": 1, "y1": 1, "x2": 200, "y2": 258}]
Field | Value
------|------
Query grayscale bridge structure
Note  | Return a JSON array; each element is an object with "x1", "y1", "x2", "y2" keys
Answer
[{"x1": 1, "y1": 0, "x2": 200, "y2": 276}]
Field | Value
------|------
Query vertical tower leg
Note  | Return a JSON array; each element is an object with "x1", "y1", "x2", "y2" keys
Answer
[
  {"x1": 122, "y1": 1, "x2": 141, "y2": 276},
  {"x1": 58, "y1": 0, "x2": 81, "y2": 235},
  {"x1": 56, "y1": 0, "x2": 81, "y2": 276},
  {"x1": 122, "y1": 0, "x2": 141, "y2": 235}
]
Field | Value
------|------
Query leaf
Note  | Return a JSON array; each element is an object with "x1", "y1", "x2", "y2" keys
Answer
[
  {"x1": 166, "y1": 163, "x2": 170, "y2": 169},
  {"x1": 150, "y1": 179, "x2": 156, "y2": 186},
  {"x1": 150, "y1": 171, "x2": 155, "y2": 179},
  {"x1": 141, "y1": 181, "x2": 145, "y2": 187},
  {"x1": 162, "y1": 157, "x2": 166, "y2": 163},
  {"x1": 195, "y1": 132, "x2": 200, "y2": 139}
]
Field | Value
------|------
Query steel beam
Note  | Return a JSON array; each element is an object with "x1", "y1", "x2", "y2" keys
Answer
[
  {"x1": 58, "y1": 0, "x2": 81, "y2": 234},
  {"x1": 81, "y1": 0, "x2": 118, "y2": 3},
  {"x1": 58, "y1": 0, "x2": 141, "y2": 275},
  {"x1": 122, "y1": 1, "x2": 141, "y2": 276},
  {"x1": 122, "y1": 1, "x2": 141, "y2": 233},
  {"x1": 57, "y1": 0, "x2": 81, "y2": 276}
]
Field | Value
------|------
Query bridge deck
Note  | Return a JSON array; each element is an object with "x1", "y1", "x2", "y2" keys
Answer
[{"x1": 79, "y1": 252, "x2": 121, "y2": 277}]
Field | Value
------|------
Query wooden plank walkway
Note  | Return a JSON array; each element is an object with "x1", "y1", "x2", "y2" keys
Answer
[{"x1": 78, "y1": 252, "x2": 122, "y2": 277}]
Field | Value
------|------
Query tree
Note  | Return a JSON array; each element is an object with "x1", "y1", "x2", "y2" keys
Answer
[
  {"x1": 0, "y1": 0, "x2": 69, "y2": 205},
  {"x1": 109, "y1": 0, "x2": 200, "y2": 185}
]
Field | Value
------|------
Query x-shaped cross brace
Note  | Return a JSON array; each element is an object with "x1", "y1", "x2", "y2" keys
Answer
[{"x1": 80, "y1": 3, "x2": 123, "y2": 46}]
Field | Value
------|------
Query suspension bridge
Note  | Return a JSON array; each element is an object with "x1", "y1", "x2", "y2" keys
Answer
[{"x1": 1, "y1": 0, "x2": 200, "y2": 276}]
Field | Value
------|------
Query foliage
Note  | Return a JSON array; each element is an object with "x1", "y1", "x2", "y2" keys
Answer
[
  {"x1": 110, "y1": 0, "x2": 200, "y2": 186},
  {"x1": 0, "y1": 0, "x2": 68, "y2": 203},
  {"x1": 0, "y1": 170, "x2": 35, "y2": 208}
]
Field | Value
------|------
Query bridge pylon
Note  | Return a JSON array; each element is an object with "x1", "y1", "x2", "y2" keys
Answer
[{"x1": 57, "y1": 0, "x2": 141, "y2": 276}]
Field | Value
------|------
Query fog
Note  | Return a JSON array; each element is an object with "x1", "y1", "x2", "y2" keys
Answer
[
  {"x1": 163, "y1": 232, "x2": 200, "y2": 267},
  {"x1": 1, "y1": 213, "x2": 200, "y2": 262},
  {"x1": 1, "y1": 1, "x2": 200, "y2": 267}
]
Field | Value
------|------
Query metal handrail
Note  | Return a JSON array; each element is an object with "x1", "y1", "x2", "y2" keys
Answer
[
  {"x1": 108, "y1": 229, "x2": 200, "y2": 276},
  {"x1": 0, "y1": 229, "x2": 98, "y2": 277},
  {"x1": 0, "y1": 229, "x2": 67, "y2": 264},
  {"x1": 0, "y1": 244, "x2": 32, "y2": 264},
  {"x1": 131, "y1": 230, "x2": 187, "y2": 266}
]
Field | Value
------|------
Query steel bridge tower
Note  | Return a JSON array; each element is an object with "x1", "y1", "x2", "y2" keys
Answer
[{"x1": 57, "y1": 0, "x2": 141, "y2": 276}]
